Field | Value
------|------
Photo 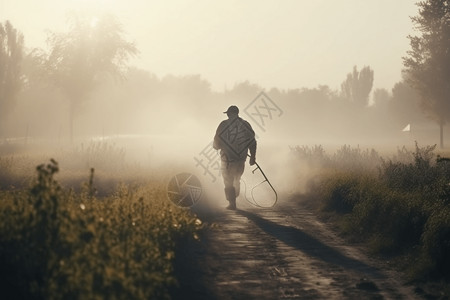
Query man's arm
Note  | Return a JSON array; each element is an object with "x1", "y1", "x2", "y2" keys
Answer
[
  {"x1": 249, "y1": 138, "x2": 257, "y2": 165},
  {"x1": 246, "y1": 121, "x2": 257, "y2": 165},
  {"x1": 249, "y1": 140, "x2": 257, "y2": 157}
]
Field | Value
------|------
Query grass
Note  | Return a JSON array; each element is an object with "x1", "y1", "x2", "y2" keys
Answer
[
  {"x1": 0, "y1": 142, "x2": 203, "y2": 300},
  {"x1": 291, "y1": 142, "x2": 450, "y2": 288}
]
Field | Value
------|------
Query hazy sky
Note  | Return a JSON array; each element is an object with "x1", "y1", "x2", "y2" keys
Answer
[{"x1": 1, "y1": 0, "x2": 418, "y2": 92}]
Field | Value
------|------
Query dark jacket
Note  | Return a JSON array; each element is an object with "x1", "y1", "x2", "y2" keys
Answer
[{"x1": 213, "y1": 116, "x2": 257, "y2": 162}]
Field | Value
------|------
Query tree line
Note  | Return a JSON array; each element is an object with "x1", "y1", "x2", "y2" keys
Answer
[{"x1": 1, "y1": 1, "x2": 449, "y2": 146}]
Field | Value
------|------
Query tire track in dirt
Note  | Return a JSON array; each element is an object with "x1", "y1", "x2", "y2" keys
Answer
[{"x1": 176, "y1": 197, "x2": 421, "y2": 299}]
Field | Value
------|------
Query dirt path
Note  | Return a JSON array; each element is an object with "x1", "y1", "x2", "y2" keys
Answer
[{"x1": 172, "y1": 196, "x2": 421, "y2": 300}]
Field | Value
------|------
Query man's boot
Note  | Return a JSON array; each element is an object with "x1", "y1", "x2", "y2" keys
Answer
[{"x1": 224, "y1": 187, "x2": 236, "y2": 210}]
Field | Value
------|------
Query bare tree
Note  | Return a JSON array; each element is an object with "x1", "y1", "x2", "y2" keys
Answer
[
  {"x1": 45, "y1": 13, "x2": 138, "y2": 141},
  {"x1": 0, "y1": 21, "x2": 24, "y2": 136},
  {"x1": 340, "y1": 65, "x2": 374, "y2": 108},
  {"x1": 403, "y1": 0, "x2": 450, "y2": 148}
]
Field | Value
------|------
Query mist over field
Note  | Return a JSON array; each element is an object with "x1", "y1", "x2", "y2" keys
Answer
[
  {"x1": 3, "y1": 2, "x2": 450, "y2": 298},
  {"x1": 0, "y1": 66, "x2": 440, "y2": 166},
  {"x1": 1, "y1": 1, "x2": 444, "y2": 178},
  {"x1": 1, "y1": 1, "x2": 438, "y2": 153},
  {"x1": 0, "y1": 59, "x2": 444, "y2": 206}
]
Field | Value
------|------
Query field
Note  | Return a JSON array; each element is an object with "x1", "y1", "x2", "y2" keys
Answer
[
  {"x1": 0, "y1": 140, "x2": 203, "y2": 300},
  {"x1": 290, "y1": 142, "x2": 450, "y2": 291},
  {"x1": 2, "y1": 138, "x2": 450, "y2": 299}
]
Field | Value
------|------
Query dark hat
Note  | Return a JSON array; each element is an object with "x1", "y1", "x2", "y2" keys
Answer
[{"x1": 223, "y1": 105, "x2": 239, "y2": 114}]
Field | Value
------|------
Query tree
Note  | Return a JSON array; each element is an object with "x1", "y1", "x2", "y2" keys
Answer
[
  {"x1": 340, "y1": 65, "x2": 374, "y2": 108},
  {"x1": 372, "y1": 88, "x2": 390, "y2": 110},
  {"x1": 390, "y1": 80, "x2": 425, "y2": 128},
  {"x1": 45, "y1": 13, "x2": 138, "y2": 141},
  {"x1": 403, "y1": 0, "x2": 450, "y2": 148},
  {"x1": 226, "y1": 80, "x2": 262, "y2": 100},
  {"x1": 0, "y1": 20, "x2": 24, "y2": 136}
]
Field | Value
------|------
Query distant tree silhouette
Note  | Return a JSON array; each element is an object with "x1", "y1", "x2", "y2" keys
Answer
[
  {"x1": 297, "y1": 86, "x2": 332, "y2": 115},
  {"x1": 340, "y1": 65, "x2": 374, "y2": 108},
  {"x1": 45, "y1": 12, "x2": 138, "y2": 141},
  {"x1": 226, "y1": 81, "x2": 262, "y2": 102},
  {"x1": 372, "y1": 88, "x2": 390, "y2": 110},
  {"x1": 390, "y1": 80, "x2": 425, "y2": 128},
  {"x1": 403, "y1": 0, "x2": 450, "y2": 148},
  {"x1": 0, "y1": 21, "x2": 24, "y2": 136}
]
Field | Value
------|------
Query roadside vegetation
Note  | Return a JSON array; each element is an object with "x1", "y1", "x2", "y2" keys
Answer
[
  {"x1": 291, "y1": 143, "x2": 450, "y2": 289},
  {"x1": 0, "y1": 142, "x2": 203, "y2": 300}
]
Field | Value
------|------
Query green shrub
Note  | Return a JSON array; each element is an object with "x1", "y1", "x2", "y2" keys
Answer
[
  {"x1": 0, "y1": 159, "x2": 202, "y2": 300},
  {"x1": 350, "y1": 186, "x2": 425, "y2": 253},
  {"x1": 380, "y1": 143, "x2": 440, "y2": 192},
  {"x1": 420, "y1": 205, "x2": 450, "y2": 278},
  {"x1": 317, "y1": 171, "x2": 362, "y2": 214},
  {"x1": 289, "y1": 145, "x2": 330, "y2": 168},
  {"x1": 331, "y1": 145, "x2": 381, "y2": 173},
  {"x1": 294, "y1": 142, "x2": 450, "y2": 280},
  {"x1": 290, "y1": 144, "x2": 381, "y2": 173}
]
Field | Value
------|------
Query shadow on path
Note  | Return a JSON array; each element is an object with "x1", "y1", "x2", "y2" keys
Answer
[{"x1": 237, "y1": 209, "x2": 384, "y2": 279}]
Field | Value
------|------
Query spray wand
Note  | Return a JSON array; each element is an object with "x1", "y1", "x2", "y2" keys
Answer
[{"x1": 242, "y1": 155, "x2": 278, "y2": 208}]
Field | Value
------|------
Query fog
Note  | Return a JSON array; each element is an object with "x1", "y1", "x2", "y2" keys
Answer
[
  {"x1": 2, "y1": 69, "x2": 437, "y2": 147},
  {"x1": 2, "y1": 0, "x2": 418, "y2": 92},
  {"x1": 1, "y1": 67, "x2": 443, "y2": 207},
  {"x1": 1, "y1": 1, "x2": 447, "y2": 208}
]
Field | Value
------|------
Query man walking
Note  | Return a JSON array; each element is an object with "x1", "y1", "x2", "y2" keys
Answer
[{"x1": 213, "y1": 105, "x2": 257, "y2": 210}]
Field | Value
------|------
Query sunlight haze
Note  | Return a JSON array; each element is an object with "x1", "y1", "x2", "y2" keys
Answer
[{"x1": 1, "y1": 0, "x2": 417, "y2": 92}]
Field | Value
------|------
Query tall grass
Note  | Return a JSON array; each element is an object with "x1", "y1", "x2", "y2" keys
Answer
[
  {"x1": 291, "y1": 143, "x2": 450, "y2": 281},
  {"x1": 56, "y1": 141, "x2": 127, "y2": 172},
  {"x1": 0, "y1": 140, "x2": 156, "y2": 195},
  {"x1": 0, "y1": 159, "x2": 202, "y2": 300}
]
